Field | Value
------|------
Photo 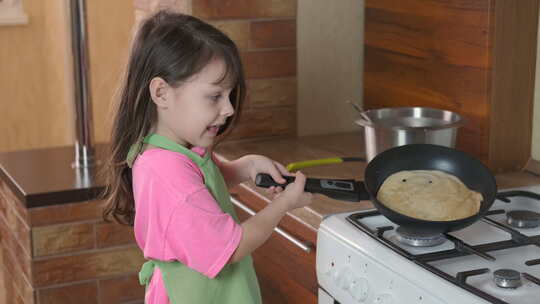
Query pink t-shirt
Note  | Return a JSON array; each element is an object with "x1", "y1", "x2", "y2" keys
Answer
[{"x1": 132, "y1": 148, "x2": 242, "y2": 304}]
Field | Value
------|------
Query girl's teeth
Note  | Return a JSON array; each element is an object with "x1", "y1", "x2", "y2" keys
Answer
[{"x1": 207, "y1": 126, "x2": 219, "y2": 133}]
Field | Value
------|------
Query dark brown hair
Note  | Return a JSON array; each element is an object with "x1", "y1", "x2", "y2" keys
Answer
[{"x1": 102, "y1": 11, "x2": 246, "y2": 225}]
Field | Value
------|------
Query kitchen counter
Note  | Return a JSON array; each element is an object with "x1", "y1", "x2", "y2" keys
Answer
[
  {"x1": 2, "y1": 131, "x2": 537, "y2": 215},
  {"x1": 215, "y1": 132, "x2": 540, "y2": 231},
  {"x1": 0, "y1": 144, "x2": 107, "y2": 207}
]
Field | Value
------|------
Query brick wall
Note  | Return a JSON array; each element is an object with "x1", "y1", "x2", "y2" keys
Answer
[
  {"x1": 0, "y1": 180, "x2": 145, "y2": 304},
  {"x1": 134, "y1": 0, "x2": 298, "y2": 140}
]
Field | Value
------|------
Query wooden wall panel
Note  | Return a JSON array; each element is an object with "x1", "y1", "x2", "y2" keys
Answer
[
  {"x1": 0, "y1": 1, "x2": 134, "y2": 152},
  {"x1": 489, "y1": 0, "x2": 539, "y2": 171},
  {"x1": 0, "y1": 0, "x2": 72, "y2": 152},
  {"x1": 87, "y1": 1, "x2": 136, "y2": 144},
  {"x1": 364, "y1": 0, "x2": 538, "y2": 172},
  {"x1": 364, "y1": 0, "x2": 492, "y2": 162}
]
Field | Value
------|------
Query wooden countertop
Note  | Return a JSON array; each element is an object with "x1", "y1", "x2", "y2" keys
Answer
[
  {"x1": 0, "y1": 144, "x2": 107, "y2": 207},
  {"x1": 215, "y1": 132, "x2": 540, "y2": 230}
]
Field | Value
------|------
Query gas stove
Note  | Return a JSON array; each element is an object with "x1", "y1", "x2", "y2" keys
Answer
[{"x1": 316, "y1": 185, "x2": 540, "y2": 304}]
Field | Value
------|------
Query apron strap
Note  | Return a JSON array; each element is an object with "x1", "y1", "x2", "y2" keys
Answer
[
  {"x1": 126, "y1": 139, "x2": 143, "y2": 168},
  {"x1": 143, "y1": 134, "x2": 211, "y2": 167},
  {"x1": 139, "y1": 260, "x2": 156, "y2": 286},
  {"x1": 125, "y1": 133, "x2": 212, "y2": 168}
]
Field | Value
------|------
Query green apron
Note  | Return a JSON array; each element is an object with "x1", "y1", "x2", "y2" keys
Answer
[{"x1": 131, "y1": 134, "x2": 262, "y2": 304}]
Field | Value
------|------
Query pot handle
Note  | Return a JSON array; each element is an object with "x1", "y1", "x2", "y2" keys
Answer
[{"x1": 255, "y1": 173, "x2": 370, "y2": 202}]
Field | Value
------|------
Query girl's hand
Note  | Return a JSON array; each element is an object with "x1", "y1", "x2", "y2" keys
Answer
[
  {"x1": 274, "y1": 171, "x2": 313, "y2": 210},
  {"x1": 245, "y1": 155, "x2": 292, "y2": 196}
]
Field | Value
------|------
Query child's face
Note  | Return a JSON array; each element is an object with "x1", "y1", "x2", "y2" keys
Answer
[{"x1": 153, "y1": 58, "x2": 235, "y2": 148}]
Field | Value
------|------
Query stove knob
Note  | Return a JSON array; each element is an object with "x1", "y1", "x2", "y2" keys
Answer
[
  {"x1": 349, "y1": 277, "x2": 369, "y2": 302},
  {"x1": 331, "y1": 267, "x2": 341, "y2": 284},
  {"x1": 331, "y1": 268, "x2": 352, "y2": 289},
  {"x1": 325, "y1": 266, "x2": 334, "y2": 277},
  {"x1": 373, "y1": 293, "x2": 393, "y2": 304},
  {"x1": 339, "y1": 269, "x2": 354, "y2": 290}
]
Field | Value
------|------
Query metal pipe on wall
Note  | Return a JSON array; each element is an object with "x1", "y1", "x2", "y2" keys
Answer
[{"x1": 69, "y1": 0, "x2": 96, "y2": 168}]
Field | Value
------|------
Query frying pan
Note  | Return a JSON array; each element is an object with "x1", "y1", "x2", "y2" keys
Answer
[{"x1": 255, "y1": 144, "x2": 497, "y2": 234}]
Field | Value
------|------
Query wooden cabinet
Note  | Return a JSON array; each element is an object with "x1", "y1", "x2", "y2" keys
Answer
[
  {"x1": 364, "y1": 0, "x2": 539, "y2": 173},
  {"x1": 230, "y1": 185, "x2": 318, "y2": 304}
]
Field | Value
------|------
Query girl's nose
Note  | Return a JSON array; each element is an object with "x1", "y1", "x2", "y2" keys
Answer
[{"x1": 222, "y1": 98, "x2": 235, "y2": 117}]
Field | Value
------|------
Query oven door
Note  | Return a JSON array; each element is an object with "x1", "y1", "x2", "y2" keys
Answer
[{"x1": 318, "y1": 288, "x2": 336, "y2": 304}]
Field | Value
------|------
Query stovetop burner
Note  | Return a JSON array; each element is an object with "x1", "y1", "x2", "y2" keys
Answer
[
  {"x1": 507, "y1": 210, "x2": 540, "y2": 228},
  {"x1": 395, "y1": 226, "x2": 446, "y2": 247},
  {"x1": 493, "y1": 269, "x2": 522, "y2": 289}
]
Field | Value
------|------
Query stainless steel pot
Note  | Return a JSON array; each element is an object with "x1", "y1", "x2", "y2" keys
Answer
[{"x1": 355, "y1": 107, "x2": 465, "y2": 161}]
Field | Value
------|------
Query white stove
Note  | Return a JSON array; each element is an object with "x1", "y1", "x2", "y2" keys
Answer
[{"x1": 316, "y1": 185, "x2": 540, "y2": 304}]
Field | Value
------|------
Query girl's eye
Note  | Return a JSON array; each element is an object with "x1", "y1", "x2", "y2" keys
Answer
[{"x1": 210, "y1": 94, "x2": 221, "y2": 102}]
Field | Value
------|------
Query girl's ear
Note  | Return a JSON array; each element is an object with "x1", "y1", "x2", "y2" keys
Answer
[{"x1": 149, "y1": 77, "x2": 170, "y2": 109}]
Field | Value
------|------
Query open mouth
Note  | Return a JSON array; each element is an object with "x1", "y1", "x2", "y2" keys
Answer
[{"x1": 207, "y1": 124, "x2": 221, "y2": 135}]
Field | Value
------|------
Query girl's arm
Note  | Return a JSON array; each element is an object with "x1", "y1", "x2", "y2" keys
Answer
[
  {"x1": 215, "y1": 155, "x2": 251, "y2": 188},
  {"x1": 215, "y1": 154, "x2": 289, "y2": 189},
  {"x1": 229, "y1": 172, "x2": 312, "y2": 263}
]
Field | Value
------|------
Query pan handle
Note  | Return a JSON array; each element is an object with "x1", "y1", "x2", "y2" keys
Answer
[{"x1": 255, "y1": 173, "x2": 370, "y2": 202}]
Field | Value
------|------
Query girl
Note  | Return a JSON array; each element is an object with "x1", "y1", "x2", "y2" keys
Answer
[{"x1": 103, "y1": 10, "x2": 313, "y2": 304}]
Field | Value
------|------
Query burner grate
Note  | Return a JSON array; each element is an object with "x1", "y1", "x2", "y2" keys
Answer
[
  {"x1": 482, "y1": 216, "x2": 540, "y2": 245},
  {"x1": 455, "y1": 268, "x2": 509, "y2": 304},
  {"x1": 496, "y1": 190, "x2": 540, "y2": 203},
  {"x1": 525, "y1": 258, "x2": 540, "y2": 266},
  {"x1": 523, "y1": 273, "x2": 540, "y2": 286}
]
